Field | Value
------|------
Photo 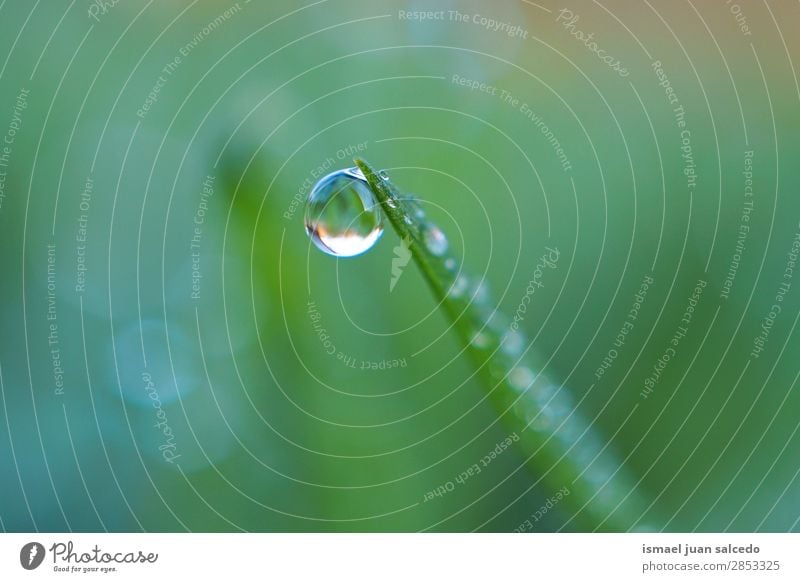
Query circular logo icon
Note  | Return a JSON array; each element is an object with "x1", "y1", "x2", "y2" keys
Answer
[{"x1": 20, "y1": 542, "x2": 45, "y2": 570}]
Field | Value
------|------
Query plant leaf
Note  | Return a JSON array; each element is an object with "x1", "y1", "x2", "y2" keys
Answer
[{"x1": 355, "y1": 158, "x2": 655, "y2": 531}]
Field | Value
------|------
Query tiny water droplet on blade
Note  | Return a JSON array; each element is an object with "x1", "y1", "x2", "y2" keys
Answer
[
  {"x1": 472, "y1": 281, "x2": 489, "y2": 303},
  {"x1": 448, "y1": 275, "x2": 468, "y2": 298},
  {"x1": 470, "y1": 331, "x2": 491, "y2": 349},
  {"x1": 501, "y1": 329, "x2": 525, "y2": 356},
  {"x1": 423, "y1": 226, "x2": 448, "y2": 256},
  {"x1": 509, "y1": 366, "x2": 535, "y2": 391},
  {"x1": 304, "y1": 167, "x2": 383, "y2": 257}
]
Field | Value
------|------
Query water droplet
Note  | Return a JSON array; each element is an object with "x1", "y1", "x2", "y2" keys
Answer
[
  {"x1": 509, "y1": 366, "x2": 535, "y2": 391},
  {"x1": 379, "y1": 170, "x2": 390, "y2": 180},
  {"x1": 423, "y1": 226, "x2": 448, "y2": 256},
  {"x1": 531, "y1": 382, "x2": 558, "y2": 405},
  {"x1": 444, "y1": 258, "x2": 457, "y2": 271},
  {"x1": 584, "y1": 456, "x2": 616, "y2": 487},
  {"x1": 501, "y1": 330, "x2": 525, "y2": 356},
  {"x1": 305, "y1": 167, "x2": 383, "y2": 257},
  {"x1": 558, "y1": 416, "x2": 583, "y2": 441},
  {"x1": 472, "y1": 280, "x2": 489, "y2": 303},
  {"x1": 448, "y1": 275, "x2": 468, "y2": 298},
  {"x1": 573, "y1": 435, "x2": 603, "y2": 466},
  {"x1": 529, "y1": 413, "x2": 553, "y2": 432},
  {"x1": 471, "y1": 330, "x2": 491, "y2": 349}
]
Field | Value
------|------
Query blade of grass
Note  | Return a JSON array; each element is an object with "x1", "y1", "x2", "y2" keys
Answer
[{"x1": 355, "y1": 157, "x2": 654, "y2": 531}]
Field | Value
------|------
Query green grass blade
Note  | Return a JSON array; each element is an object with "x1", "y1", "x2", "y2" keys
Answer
[{"x1": 355, "y1": 157, "x2": 654, "y2": 531}]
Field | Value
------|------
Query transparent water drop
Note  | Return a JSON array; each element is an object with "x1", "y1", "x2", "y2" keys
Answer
[
  {"x1": 529, "y1": 413, "x2": 553, "y2": 433},
  {"x1": 379, "y1": 170, "x2": 390, "y2": 180},
  {"x1": 531, "y1": 382, "x2": 558, "y2": 405},
  {"x1": 572, "y1": 435, "x2": 604, "y2": 468},
  {"x1": 558, "y1": 415, "x2": 584, "y2": 441},
  {"x1": 470, "y1": 330, "x2": 491, "y2": 349},
  {"x1": 501, "y1": 329, "x2": 525, "y2": 357},
  {"x1": 305, "y1": 167, "x2": 383, "y2": 257},
  {"x1": 472, "y1": 280, "x2": 489, "y2": 303},
  {"x1": 509, "y1": 366, "x2": 535, "y2": 391},
  {"x1": 423, "y1": 226, "x2": 448, "y2": 256},
  {"x1": 448, "y1": 275, "x2": 469, "y2": 298}
]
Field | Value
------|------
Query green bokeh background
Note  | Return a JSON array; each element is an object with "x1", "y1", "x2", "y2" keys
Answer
[{"x1": 1, "y1": 0, "x2": 799, "y2": 531}]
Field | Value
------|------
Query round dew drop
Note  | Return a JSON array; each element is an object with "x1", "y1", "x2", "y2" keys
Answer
[
  {"x1": 304, "y1": 167, "x2": 383, "y2": 257},
  {"x1": 509, "y1": 366, "x2": 535, "y2": 392},
  {"x1": 423, "y1": 226, "x2": 448, "y2": 256},
  {"x1": 470, "y1": 331, "x2": 489, "y2": 349},
  {"x1": 501, "y1": 329, "x2": 525, "y2": 356},
  {"x1": 448, "y1": 275, "x2": 469, "y2": 298}
]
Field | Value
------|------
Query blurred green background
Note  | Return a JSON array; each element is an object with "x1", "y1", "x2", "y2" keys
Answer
[{"x1": 1, "y1": 0, "x2": 799, "y2": 532}]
